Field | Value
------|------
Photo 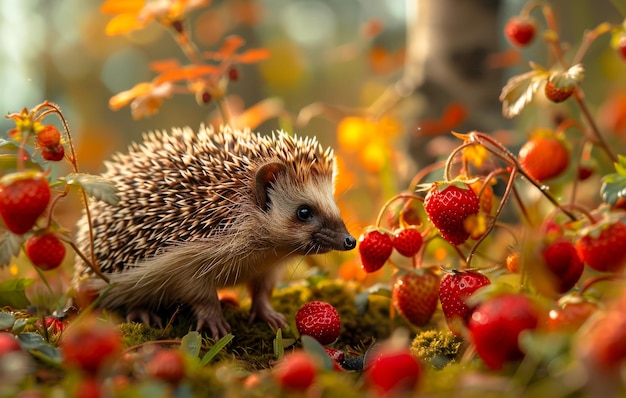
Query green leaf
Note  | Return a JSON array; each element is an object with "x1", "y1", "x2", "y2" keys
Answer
[
  {"x1": 0, "y1": 312, "x2": 16, "y2": 329},
  {"x1": 13, "y1": 317, "x2": 28, "y2": 333},
  {"x1": 0, "y1": 278, "x2": 34, "y2": 309},
  {"x1": 601, "y1": 158, "x2": 626, "y2": 205},
  {"x1": 0, "y1": 231, "x2": 23, "y2": 268},
  {"x1": 273, "y1": 328, "x2": 284, "y2": 360},
  {"x1": 181, "y1": 331, "x2": 203, "y2": 358},
  {"x1": 613, "y1": 154, "x2": 626, "y2": 175},
  {"x1": 18, "y1": 332, "x2": 62, "y2": 363},
  {"x1": 301, "y1": 335, "x2": 334, "y2": 370},
  {"x1": 61, "y1": 173, "x2": 120, "y2": 205},
  {"x1": 200, "y1": 333, "x2": 233, "y2": 366}
]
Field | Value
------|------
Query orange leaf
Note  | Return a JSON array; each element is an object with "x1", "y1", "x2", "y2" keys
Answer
[
  {"x1": 219, "y1": 35, "x2": 246, "y2": 57},
  {"x1": 235, "y1": 48, "x2": 271, "y2": 63},
  {"x1": 150, "y1": 59, "x2": 181, "y2": 73},
  {"x1": 109, "y1": 82, "x2": 152, "y2": 110},
  {"x1": 232, "y1": 97, "x2": 285, "y2": 130},
  {"x1": 101, "y1": 0, "x2": 145, "y2": 14},
  {"x1": 154, "y1": 65, "x2": 221, "y2": 84},
  {"x1": 105, "y1": 13, "x2": 149, "y2": 36}
]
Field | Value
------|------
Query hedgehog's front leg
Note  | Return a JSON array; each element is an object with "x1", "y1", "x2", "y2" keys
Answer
[
  {"x1": 247, "y1": 270, "x2": 287, "y2": 331},
  {"x1": 194, "y1": 295, "x2": 232, "y2": 340}
]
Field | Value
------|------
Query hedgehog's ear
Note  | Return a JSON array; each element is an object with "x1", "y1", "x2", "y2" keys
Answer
[{"x1": 254, "y1": 162, "x2": 286, "y2": 210}]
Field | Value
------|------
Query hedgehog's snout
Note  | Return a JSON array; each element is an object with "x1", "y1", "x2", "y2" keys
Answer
[{"x1": 342, "y1": 234, "x2": 357, "y2": 251}]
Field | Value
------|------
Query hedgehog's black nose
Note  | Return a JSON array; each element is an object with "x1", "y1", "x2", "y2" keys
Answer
[{"x1": 344, "y1": 235, "x2": 357, "y2": 250}]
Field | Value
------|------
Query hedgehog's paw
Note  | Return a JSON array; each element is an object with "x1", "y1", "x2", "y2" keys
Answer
[
  {"x1": 194, "y1": 304, "x2": 232, "y2": 340},
  {"x1": 126, "y1": 309, "x2": 163, "y2": 329},
  {"x1": 249, "y1": 302, "x2": 287, "y2": 332}
]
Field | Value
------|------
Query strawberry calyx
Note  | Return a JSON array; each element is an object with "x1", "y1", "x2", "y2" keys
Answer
[
  {"x1": 419, "y1": 178, "x2": 477, "y2": 195},
  {"x1": 577, "y1": 206, "x2": 626, "y2": 239},
  {"x1": 0, "y1": 170, "x2": 48, "y2": 187},
  {"x1": 547, "y1": 64, "x2": 585, "y2": 91}
]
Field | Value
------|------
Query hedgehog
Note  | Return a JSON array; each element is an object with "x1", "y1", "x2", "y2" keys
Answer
[{"x1": 73, "y1": 125, "x2": 356, "y2": 339}]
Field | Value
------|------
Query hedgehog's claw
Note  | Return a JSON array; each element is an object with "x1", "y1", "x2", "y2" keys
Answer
[
  {"x1": 127, "y1": 310, "x2": 163, "y2": 328},
  {"x1": 196, "y1": 317, "x2": 231, "y2": 340},
  {"x1": 249, "y1": 302, "x2": 287, "y2": 332},
  {"x1": 194, "y1": 304, "x2": 232, "y2": 340}
]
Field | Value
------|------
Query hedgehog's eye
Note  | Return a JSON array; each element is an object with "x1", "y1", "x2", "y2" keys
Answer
[{"x1": 296, "y1": 205, "x2": 313, "y2": 221}]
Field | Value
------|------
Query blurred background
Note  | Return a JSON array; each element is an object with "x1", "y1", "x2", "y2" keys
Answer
[{"x1": 1, "y1": 0, "x2": 625, "y2": 232}]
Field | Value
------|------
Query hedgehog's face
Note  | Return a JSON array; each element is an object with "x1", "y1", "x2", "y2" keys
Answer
[{"x1": 254, "y1": 162, "x2": 356, "y2": 255}]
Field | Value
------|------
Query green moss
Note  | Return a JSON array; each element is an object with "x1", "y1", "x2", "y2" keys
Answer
[{"x1": 411, "y1": 329, "x2": 464, "y2": 369}]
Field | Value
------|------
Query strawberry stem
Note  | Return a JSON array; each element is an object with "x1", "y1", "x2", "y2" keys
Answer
[
  {"x1": 61, "y1": 237, "x2": 110, "y2": 284},
  {"x1": 39, "y1": 101, "x2": 106, "y2": 282},
  {"x1": 374, "y1": 192, "x2": 423, "y2": 228},
  {"x1": 580, "y1": 275, "x2": 622, "y2": 295},
  {"x1": 465, "y1": 166, "x2": 518, "y2": 267},
  {"x1": 539, "y1": 4, "x2": 618, "y2": 164}
]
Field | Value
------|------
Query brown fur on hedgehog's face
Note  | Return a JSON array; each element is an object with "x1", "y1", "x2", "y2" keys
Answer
[{"x1": 254, "y1": 161, "x2": 356, "y2": 255}]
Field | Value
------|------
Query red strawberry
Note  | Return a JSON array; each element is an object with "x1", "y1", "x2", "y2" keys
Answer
[
  {"x1": 146, "y1": 349, "x2": 186, "y2": 385},
  {"x1": 581, "y1": 292, "x2": 626, "y2": 369},
  {"x1": 544, "y1": 81, "x2": 574, "y2": 103},
  {"x1": 365, "y1": 347, "x2": 422, "y2": 396},
  {"x1": 323, "y1": 347, "x2": 345, "y2": 370},
  {"x1": 61, "y1": 315, "x2": 123, "y2": 375},
  {"x1": 392, "y1": 227, "x2": 423, "y2": 257},
  {"x1": 41, "y1": 144, "x2": 65, "y2": 162},
  {"x1": 274, "y1": 351, "x2": 318, "y2": 391},
  {"x1": 504, "y1": 16, "x2": 536, "y2": 47},
  {"x1": 576, "y1": 220, "x2": 626, "y2": 273},
  {"x1": 423, "y1": 181, "x2": 480, "y2": 246},
  {"x1": 518, "y1": 132, "x2": 569, "y2": 182},
  {"x1": 469, "y1": 294, "x2": 540, "y2": 370},
  {"x1": 0, "y1": 332, "x2": 21, "y2": 357},
  {"x1": 24, "y1": 232, "x2": 66, "y2": 271},
  {"x1": 392, "y1": 268, "x2": 440, "y2": 327},
  {"x1": 577, "y1": 165, "x2": 594, "y2": 181},
  {"x1": 228, "y1": 67, "x2": 239, "y2": 81},
  {"x1": 547, "y1": 297, "x2": 598, "y2": 332},
  {"x1": 544, "y1": 65, "x2": 584, "y2": 104},
  {"x1": 0, "y1": 173, "x2": 50, "y2": 234},
  {"x1": 539, "y1": 238, "x2": 584, "y2": 294},
  {"x1": 439, "y1": 270, "x2": 491, "y2": 335},
  {"x1": 506, "y1": 252, "x2": 520, "y2": 273},
  {"x1": 358, "y1": 229, "x2": 393, "y2": 272},
  {"x1": 75, "y1": 376, "x2": 103, "y2": 398},
  {"x1": 37, "y1": 316, "x2": 67, "y2": 335},
  {"x1": 295, "y1": 301, "x2": 341, "y2": 345},
  {"x1": 37, "y1": 125, "x2": 61, "y2": 147}
]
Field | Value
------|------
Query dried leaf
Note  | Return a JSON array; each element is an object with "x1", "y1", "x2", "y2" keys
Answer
[
  {"x1": 499, "y1": 66, "x2": 548, "y2": 118},
  {"x1": 61, "y1": 173, "x2": 120, "y2": 206}
]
